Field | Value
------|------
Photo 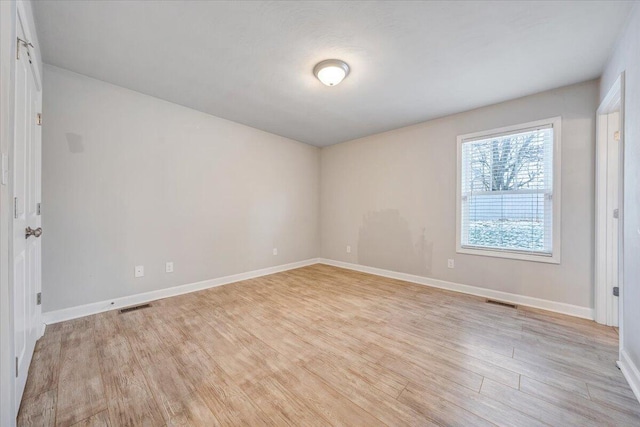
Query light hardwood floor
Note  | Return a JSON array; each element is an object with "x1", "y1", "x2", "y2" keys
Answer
[{"x1": 18, "y1": 264, "x2": 640, "y2": 426}]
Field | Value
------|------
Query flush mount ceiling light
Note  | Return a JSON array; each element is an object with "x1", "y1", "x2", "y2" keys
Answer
[{"x1": 313, "y1": 59, "x2": 350, "y2": 86}]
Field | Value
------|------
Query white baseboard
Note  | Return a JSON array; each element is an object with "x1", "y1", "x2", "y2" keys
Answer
[
  {"x1": 42, "y1": 258, "x2": 320, "y2": 325},
  {"x1": 318, "y1": 258, "x2": 594, "y2": 319},
  {"x1": 43, "y1": 256, "x2": 595, "y2": 325},
  {"x1": 619, "y1": 349, "x2": 640, "y2": 404}
]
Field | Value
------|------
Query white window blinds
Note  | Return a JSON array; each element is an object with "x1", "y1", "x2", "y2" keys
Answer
[{"x1": 460, "y1": 124, "x2": 554, "y2": 255}]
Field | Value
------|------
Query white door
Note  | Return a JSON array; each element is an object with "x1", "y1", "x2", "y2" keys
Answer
[
  {"x1": 13, "y1": 16, "x2": 42, "y2": 412},
  {"x1": 606, "y1": 111, "x2": 620, "y2": 327}
]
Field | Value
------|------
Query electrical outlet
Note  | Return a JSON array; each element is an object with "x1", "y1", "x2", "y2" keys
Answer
[
  {"x1": 346, "y1": 245, "x2": 351, "y2": 253},
  {"x1": 166, "y1": 262, "x2": 174, "y2": 273},
  {"x1": 134, "y1": 265, "x2": 144, "y2": 278},
  {"x1": 273, "y1": 248, "x2": 278, "y2": 255},
  {"x1": 447, "y1": 259, "x2": 455, "y2": 269}
]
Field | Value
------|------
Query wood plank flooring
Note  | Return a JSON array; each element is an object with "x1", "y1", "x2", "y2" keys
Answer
[{"x1": 18, "y1": 264, "x2": 640, "y2": 426}]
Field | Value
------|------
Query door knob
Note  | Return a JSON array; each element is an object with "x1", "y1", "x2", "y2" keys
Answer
[{"x1": 25, "y1": 226, "x2": 42, "y2": 239}]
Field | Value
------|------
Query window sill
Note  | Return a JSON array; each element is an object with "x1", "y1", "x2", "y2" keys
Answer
[{"x1": 456, "y1": 246, "x2": 560, "y2": 264}]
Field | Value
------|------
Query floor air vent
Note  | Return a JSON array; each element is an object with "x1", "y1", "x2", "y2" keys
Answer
[
  {"x1": 486, "y1": 299, "x2": 517, "y2": 309},
  {"x1": 119, "y1": 303, "x2": 151, "y2": 313}
]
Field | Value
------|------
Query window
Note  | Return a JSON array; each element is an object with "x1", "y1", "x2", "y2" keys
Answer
[{"x1": 456, "y1": 117, "x2": 561, "y2": 263}]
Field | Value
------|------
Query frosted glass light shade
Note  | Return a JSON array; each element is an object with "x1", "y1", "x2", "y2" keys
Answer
[{"x1": 313, "y1": 59, "x2": 350, "y2": 86}]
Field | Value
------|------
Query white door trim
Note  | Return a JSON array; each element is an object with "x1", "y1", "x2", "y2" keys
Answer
[{"x1": 595, "y1": 73, "x2": 624, "y2": 334}]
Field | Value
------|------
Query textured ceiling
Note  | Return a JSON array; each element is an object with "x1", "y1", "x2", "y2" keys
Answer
[{"x1": 33, "y1": 1, "x2": 633, "y2": 146}]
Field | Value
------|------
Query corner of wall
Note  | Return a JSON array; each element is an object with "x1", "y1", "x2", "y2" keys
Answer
[{"x1": 316, "y1": 145, "x2": 323, "y2": 259}]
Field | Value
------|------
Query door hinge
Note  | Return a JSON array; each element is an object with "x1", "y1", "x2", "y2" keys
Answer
[
  {"x1": 36, "y1": 113, "x2": 42, "y2": 126},
  {"x1": 613, "y1": 286, "x2": 620, "y2": 297},
  {"x1": 16, "y1": 37, "x2": 33, "y2": 61},
  {"x1": 15, "y1": 357, "x2": 18, "y2": 377},
  {"x1": 613, "y1": 208, "x2": 619, "y2": 219},
  {"x1": 37, "y1": 203, "x2": 41, "y2": 215},
  {"x1": 14, "y1": 197, "x2": 18, "y2": 219},
  {"x1": 37, "y1": 292, "x2": 41, "y2": 305}
]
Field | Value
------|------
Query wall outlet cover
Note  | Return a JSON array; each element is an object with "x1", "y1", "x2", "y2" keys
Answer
[
  {"x1": 447, "y1": 259, "x2": 455, "y2": 269},
  {"x1": 135, "y1": 265, "x2": 144, "y2": 278},
  {"x1": 273, "y1": 248, "x2": 278, "y2": 255},
  {"x1": 166, "y1": 262, "x2": 174, "y2": 273}
]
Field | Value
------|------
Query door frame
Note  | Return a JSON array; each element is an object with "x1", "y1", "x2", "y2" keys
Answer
[{"x1": 595, "y1": 73, "x2": 624, "y2": 337}]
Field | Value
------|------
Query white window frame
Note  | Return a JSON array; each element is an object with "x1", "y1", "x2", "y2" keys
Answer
[{"x1": 456, "y1": 117, "x2": 562, "y2": 264}]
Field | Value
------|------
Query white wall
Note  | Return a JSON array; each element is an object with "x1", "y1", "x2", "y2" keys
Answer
[
  {"x1": 1, "y1": 1, "x2": 42, "y2": 424},
  {"x1": 42, "y1": 66, "x2": 319, "y2": 313},
  {"x1": 321, "y1": 80, "x2": 598, "y2": 310},
  {"x1": 600, "y1": 3, "x2": 640, "y2": 392}
]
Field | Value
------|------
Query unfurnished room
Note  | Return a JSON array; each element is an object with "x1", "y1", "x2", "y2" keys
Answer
[{"x1": 1, "y1": 0, "x2": 640, "y2": 425}]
